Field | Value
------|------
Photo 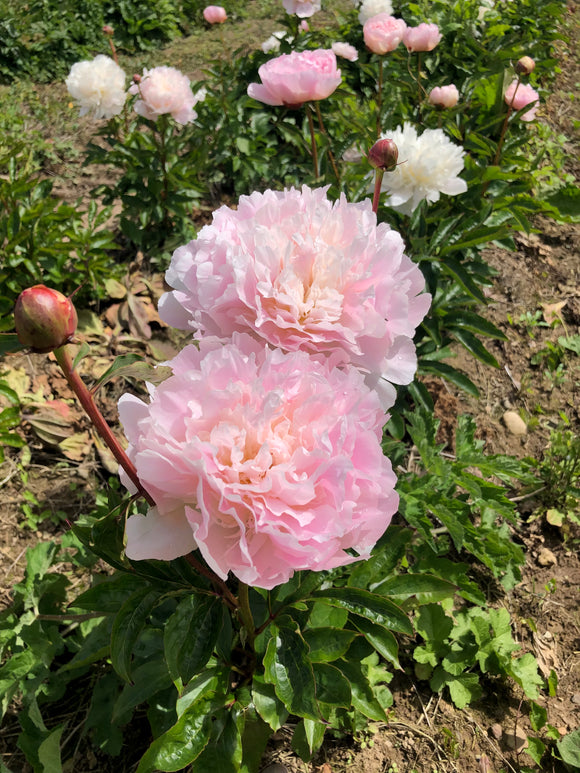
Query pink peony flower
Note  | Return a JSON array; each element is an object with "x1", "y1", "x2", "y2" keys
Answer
[
  {"x1": 203, "y1": 5, "x2": 227, "y2": 23},
  {"x1": 283, "y1": 0, "x2": 321, "y2": 17},
  {"x1": 247, "y1": 49, "x2": 341, "y2": 107},
  {"x1": 403, "y1": 23, "x2": 442, "y2": 52},
  {"x1": 504, "y1": 80, "x2": 539, "y2": 121},
  {"x1": 363, "y1": 14, "x2": 407, "y2": 55},
  {"x1": 129, "y1": 66, "x2": 198, "y2": 125},
  {"x1": 331, "y1": 41, "x2": 359, "y2": 61},
  {"x1": 159, "y1": 185, "x2": 431, "y2": 409},
  {"x1": 428, "y1": 84, "x2": 459, "y2": 108},
  {"x1": 299, "y1": 19, "x2": 310, "y2": 31},
  {"x1": 119, "y1": 334, "x2": 399, "y2": 589}
]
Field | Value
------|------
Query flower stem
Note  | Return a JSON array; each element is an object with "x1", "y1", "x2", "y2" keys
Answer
[
  {"x1": 53, "y1": 345, "x2": 155, "y2": 507},
  {"x1": 372, "y1": 169, "x2": 385, "y2": 214},
  {"x1": 376, "y1": 57, "x2": 384, "y2": 138},
  {"x1": 184, "y1": 553, "x2": 239, "y2": 610},
  {"x1": 237, "y1": 582, "x2": 256, "y2": 647},
  {"x1": 314, "y1": 101, "x2": 340, "y2": 184},
  {"x1": 306, "y1": 103, "x2": 319, "y2": 179},
  {"x1": 492, "y1": 76, "x2": 521, "y2": 167},
  {"x1": 107, "y1": 37, "x2": 119, "y2": 65}
]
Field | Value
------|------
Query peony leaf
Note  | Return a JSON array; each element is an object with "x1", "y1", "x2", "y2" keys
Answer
[
  {"x1": 419, "y1": 360, "x2": 480, "y2": 397},
  {"x1": 453, "y1": 329, "x2": 500, "y2": 368},
  {"x1": 351, "y1": 618, "x2": 401, "y2": 670},
  {"x1": 112, "y1": 659, "x2": 172, "y2": 724},
  {"x1": 311, "y1": 587, "x2": 412, "y2": 635},
  {"x1": 444, "y1": 310, "x2": 508, "y2": 340},
  {"x1": 110, "y1": 587, "x2": 163, "y2": 683},
  {"x1": 335, "y1": 660, "x2": 387, "y2": 722},
  {"x1": 252, "y1": 676, "x2": 288, "y2": 731},
  {"x1": 164, "y1": 594, "x2": 222, "y2": 684},
  {"x1": 303, "y1": 628, "x2": 356, "y2": 663},
  {"x1": 136, "y1": 699, "x2": 213, "y2": 773},
  {"x1": 263, "y1": 620, "x2": 318, "y2": 721},
  {"x1": 371, "y1": 573, "x2": 457, "y2": 604},
  {"x1": 189, "y1": 707, "x2": 243, "y2": 773}
]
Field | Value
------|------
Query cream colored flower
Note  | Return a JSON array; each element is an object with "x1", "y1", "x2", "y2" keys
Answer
[
  {"x1": 65, "y1": 55, "x2": 126, "y2": 120},
  {"x1": 357, "y1": 0, "x2": 394, "y2": 25},
  {"x1": 380, "y1": 123, "x2": 468, "y2": 215}
]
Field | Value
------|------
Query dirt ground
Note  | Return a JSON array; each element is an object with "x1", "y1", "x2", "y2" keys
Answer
[{"x1": 0, "y1": 3, "x2": 579, "y2": 773}]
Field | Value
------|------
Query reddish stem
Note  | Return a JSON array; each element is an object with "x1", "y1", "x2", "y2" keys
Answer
[
  {"x1": 372, "y1": 169, "x2": 385, "y2": 214},
  {"x1": 306, "y1": 103, "x2": 319, "y2": 179},
  {"x1": 53, "y1": 345, "x2": 155, "y2": 507}
]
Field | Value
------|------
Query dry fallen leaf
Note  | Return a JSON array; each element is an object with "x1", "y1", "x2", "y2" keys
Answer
[
  {"x1": 59, "y1": 430, "x2": 92, "y2": 461},
  {"x1": 541, "y1": 299, "x2": 567, "y2": 325}
]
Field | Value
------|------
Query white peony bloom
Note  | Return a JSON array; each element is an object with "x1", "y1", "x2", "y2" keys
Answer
[
  {"x1": 261, "y1": 30, "x2": 288, "y2": 53},
  {"x1": 357, "y1": 0, "x2": 394, "y2": 25},
  {"x1": 66, "y1": 55, "x2": 126, "y2": 120},
  {"x1": 380, "y1": 123, "x2": 468, "y2": 215}
]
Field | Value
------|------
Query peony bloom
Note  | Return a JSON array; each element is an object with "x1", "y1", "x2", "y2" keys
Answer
[
  {"x1": 504, "y1": 80, "x2": 539, "y2": 121},
  {"x1": 261, "y1": 30, "x2": 288, "y2": 54},
  {"x1": 379, "y1": 123, "x2": 467, "y2": 215},
  {"x1": 119, "y1": 334, "x2": 399, "y2": 589},
  {"x1": 357, "y1": 0, "x2": 394, "y2": 25},
  {"x1": 159, "y1": 185, "x2": 430, "y2": 409},
  {"x1": 428, "y1": 84, "x2": 459, "y2": 108},
  {"x1": 403, "y1": 23, "x2": 442, "y2": 52},
  {"x1": 363, "y1": 14, "x2": 407, "y2": 55},
  {"x1": 282, "y1": 0, "x2": 321, "y2": 17},
  {"x1": 65, "y1": 55, "x2": 126, "y2": 120},
  {"x1": 331, "y1": 41, "x2": 359, "y2": 61},
  {"x1": 203, "y1": 5, "x2": 227, "y2": 23},
  {"x1": 247, "y1": 50, "x2": 341, "y2": 107},
  {"x1": 129, "y1": 66, "x2": 198, "y2": 125}
]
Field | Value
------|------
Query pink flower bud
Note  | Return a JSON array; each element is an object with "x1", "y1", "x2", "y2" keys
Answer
[
  {"x1": 102, "y1": 25, "x2": 114, "y2": 36},
  {"x1": 14, "y1": 286, "x2": 78, "y2": 353},
  {"x1": 428, "y1": 84, "x2": 459, "y2": 108},
  {"x1": 504, "y1": 80, "x2": 539, "y2": 121},
  {"x1": 299, "y1": 20, "x2": 310, "y2": 31},
  {"x1": 132, "y1": 73, "x2": 142, "y2": 84},
  {"x1": 403, "y1": 23, "x2": 442, "y2": 52},
  {"x1": 515, "y1": 55, "x2": 535, "y2": 75},
  {"x1": 203, "y1": 5, "x2": 227, "y2": 23},
  {"x1": 368, "y1": 138, "x2": 398, "y2": 171},
  {"x1": 363, "y1": 14, "x2": 407, "y2": 55}
]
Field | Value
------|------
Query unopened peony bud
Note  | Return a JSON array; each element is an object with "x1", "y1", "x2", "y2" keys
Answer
[
  {"x1": 14, "y1": 286, "x2": 78, "y2": 353},
  {"x1": 368, "y1": 138, "x2": 398, "y2": 171},
  {"x1": 515, "y1": 56, "x2": 535, "y2": 75},
  {"x1": 102, "y1": 25, "x2": 114, "y2": 36},
  {"x1": 132, "y1": 73, "x2": 142, "y2": 84},
  {"x1": 203, "y1": 5, "x2": 227, "y2": 23}
]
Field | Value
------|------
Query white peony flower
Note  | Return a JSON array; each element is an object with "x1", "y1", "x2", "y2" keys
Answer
[
  {"x1": 380, "y1": 123, "x2": 468, "y2": 215},
  {"x1": 65, "y1": 55, "x2": 126, "y2": 120},
  {"x1": 261, "y1": 30, "x2": 288, "y2": 54},
  {"x1": 357, "y1": 0, "x2": 394, "y2": 25}
]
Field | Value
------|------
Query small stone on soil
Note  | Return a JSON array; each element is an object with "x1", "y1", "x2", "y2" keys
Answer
[
  {"x1": 490, "y1": 723, "x2": 503, "y2": 740},
  {"x1": 503, "y1": 728, "x2": 528, "y2": 750},
  {"x1": 502, "y1": 410, "x2": 528, "y2": 436},
  {"x1": 537, "y1": 547, "x2": 558, "y2": 566}
]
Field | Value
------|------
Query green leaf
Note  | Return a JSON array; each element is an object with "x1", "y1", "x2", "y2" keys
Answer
[
  {"x1": 263, "y1": 620, "x2": 319, "y2": 721},
  {"x1": 527, "y1": 736, "x2": 546, "y2": 766},
  {"x1": 252, "y1": 676, "x2": 288, "y2": 731},
  {"x1": 37, "y1": 726, "x2": 64, "y2": 773},
  {"x1": 335, "y1": 660, "x2": 387, "y2": 722},
  {"x1": 72, "y1": 573, "x2": 150, "y2": 614},
  {"x1": 311, "y1": 588, "x2": 412, "y2": 635},
  {"x1": 136, "y1": 699, "x2": 213, "y2": 773},
  {"x1": 303, "y1": 628, "x2": 355, "y2": 662},
  {"x1": 453, "y1": 329, "x2": 500, "y2": 368},
  {"x1": 190, "y1": 707, "x2": 243, "y2": 773},
  {"x1": 414, "y1": 605, "x2": 453, "y2": 645},
  {"x1": 240, "y1": 714, "x2": 272, "y2": 773},
  {"x1": 71, "y1": 341, "x2": 91, "y2": 371},
  {"x1": 444, "y1": 310, "x2": 507, "y2": 340},
  {"x1": 164, "y1": 594, "x2": 222, "y2": 684},
  {"x1": 438, "y1": 257, "x2": 486, "y2": 302},
  {"x1": 430, "y1": 668, "x2": 482, "y2": 709},
  {"x1": 558, "y1": 729, "x2": 580, "y2": 770},
  {"x1": 372, "y1": 573, "x2": 456, "y2": 604},
  {"x1": 308, "y1": 601, "x2": 348, "y2": 629},
  {"x1": 545, "y1": 185, "x2": 580, "y2": 220},
  {"x1": 313, "y1": 662, "x2": 351, "y2": 709},
  {"x1": 292, "y1": 718, "x2": 325, "y2": 762},
  {"x1": 509, "y1": 653, "x2": 543, "y2": 700},
  {"x1": 419, "y1": 360, "x2": 479, "y2": 397},
  {"x1": 347, "y1": 526, "x2": 412, "y2": 589},
  {"x1": 110, "y1": 587, "x2": 162, "y2": 683},
  {"x1": 351, "y1": 618, "x2": 400, "y2": 669},
  {"x1": 112, "y1": 659, "x2": 172, "y2": 723}
]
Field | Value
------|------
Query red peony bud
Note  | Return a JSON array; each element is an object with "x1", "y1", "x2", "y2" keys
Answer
[
  {"x1": 14, "y1": 286, "x2": 78, "y2": 353},
  {"x1": 368, "y1": 138, "x2": 399, "y2": 172},
  {"x1": 132, "y1": 73, "x2": 142, "y2": 84},
  {"x1": 102, "y1": 25, "x2": 114, "y2": 36},
  {"x1": 515, "y1": 56, "x2": 535, "y2": 75}
]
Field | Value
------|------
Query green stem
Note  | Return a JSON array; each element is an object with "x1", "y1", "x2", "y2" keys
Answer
[
  {"x1": 372, "y1": 169, "x2": 385, "y2": 214},
  {"x1": 314, "y1": 101, "x2": 340, "y2": 184},
  {"x1": 237, "y1": 582, "x2": 256, "y2": 647},
  {"x1": 482, "y1": 76, "x2": 522, "y2": 197},
  {"x1": 53, "y1": 345, "x2": 155, "y2": 507},
  {"x1": 376, "y1": 57, "x2": 384, "y2": 138},
  {"x1": 306, "y1": 103, "x2": 319, "y2": 179}
]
